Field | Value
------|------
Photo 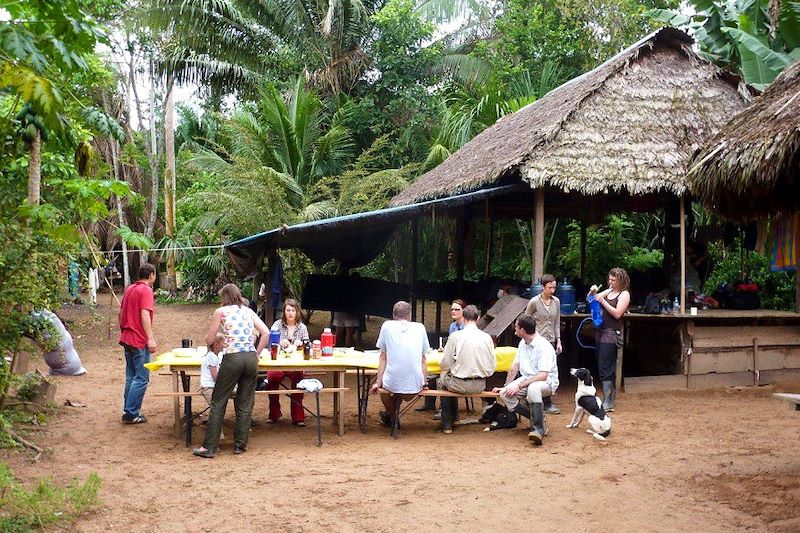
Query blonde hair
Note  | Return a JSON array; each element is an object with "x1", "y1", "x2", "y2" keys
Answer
[{"x1": 608, "y1": 268, "x2": 630, "y2": 292}]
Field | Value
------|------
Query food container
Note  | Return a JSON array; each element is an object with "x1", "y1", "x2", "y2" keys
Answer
[{"x1": 312, "y1": 340, "x2": 322, "y2": 359}]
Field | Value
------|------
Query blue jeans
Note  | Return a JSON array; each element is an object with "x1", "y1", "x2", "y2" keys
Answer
[{"x1": 123, "y1": 345, "x2": 151, "y2": 417}]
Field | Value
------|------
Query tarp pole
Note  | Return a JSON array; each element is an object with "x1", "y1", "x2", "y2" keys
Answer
[
  {"x1": 263, "y1": 249, "x2": 277, "y2": 323},
  {"x1": 680, "y1": 195, "x2": 686, "y2": 314},
  {"x1": 534, "y1": 188, "x2": 545, "y2": 282},
  {"x1": 411, "y1": 219, "x2": 418, "y2": 321},
  {"x1": 483, "y1": 200, "x2": 493, "y2": 279},
  {"x1": 579, "y1": 220, "x2": 587, "y2": 281},
  {"x1": 795, "y1": 269, "x2": 800, "y2": 313},
  {"x1": 455, "y1": 214, "x2": 466, "y2": 294}
]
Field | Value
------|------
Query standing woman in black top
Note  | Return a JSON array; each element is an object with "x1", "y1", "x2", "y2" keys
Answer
[{"x1": 592, "y1": 268, "x2": 630, "y2": 411}]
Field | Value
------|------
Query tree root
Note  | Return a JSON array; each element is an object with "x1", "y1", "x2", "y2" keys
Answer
[{"x1": 8, "y1": 429, "x2": 43, "y2": 462}]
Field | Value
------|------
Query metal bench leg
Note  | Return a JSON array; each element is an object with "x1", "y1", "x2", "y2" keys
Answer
[
  {"x1": 184, "y1": 395, "x2": 192, "y2": 447},
  {"x1": 391, "y1": 394, "x2": 403, "y2": 439},
  {"x1": 315, "y1": 392, "x2": 322, "y2": 446}
]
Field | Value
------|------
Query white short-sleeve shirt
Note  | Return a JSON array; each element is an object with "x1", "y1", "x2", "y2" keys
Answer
[
  {"x1": 200, "y1": 351, "x2": 221, "y2": 388},
  {"x1": 514, "y1": 334, "x2": 559, "y2": 393},
  {"x1": 377, "y1": 320, "x2": 430, "y2": 394}
]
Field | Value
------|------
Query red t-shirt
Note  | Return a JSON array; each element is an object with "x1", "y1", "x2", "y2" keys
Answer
[{"x1": 119, "y1": 281, "x2": 155, "y2": 349}]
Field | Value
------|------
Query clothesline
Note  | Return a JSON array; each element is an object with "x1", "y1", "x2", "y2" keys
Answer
[{"x1": 97, "y1": 244, "x2": 226, "y2": 254}]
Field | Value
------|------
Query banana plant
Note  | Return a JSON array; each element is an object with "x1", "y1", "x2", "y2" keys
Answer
[{"x1": 647, "y1": 0, "x2": 800, "y2": 90}]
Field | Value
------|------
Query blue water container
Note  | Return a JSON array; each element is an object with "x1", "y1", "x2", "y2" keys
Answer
[
  {"x1": 587, "y1": 293, "x2": 604, "y2": 327},
  {"x1": 557, "y1": 277, "x2": 575, "y2": 314},
  {"x1": 529, "y1": 280, "x2": 543, "y2": 299}
]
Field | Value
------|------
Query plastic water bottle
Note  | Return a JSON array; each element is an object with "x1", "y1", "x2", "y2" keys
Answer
[
  {"x1": 588, "y1": 294, "x2": 604, "y2": 327},
  {"x1": 673, "y1": 297, "x2": 680, "y2": 314},
  {"x1": 321, "y1": 327, "x2": 335, "y2": 356}
]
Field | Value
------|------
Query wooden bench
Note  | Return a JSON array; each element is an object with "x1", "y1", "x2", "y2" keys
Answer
[
  {"x1": 377, "y1": 388, "x2": 501, "y2": 437},
  {"x1": 154, "y1": 388, "x2": 348, "y2": 446},
  {"x1": 773, "y1": 393, "x2": 800, "y2": 411}
]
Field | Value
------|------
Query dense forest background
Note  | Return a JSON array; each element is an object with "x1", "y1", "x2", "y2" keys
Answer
[{"x1": 3, "y1": 0, "x2": 800, "y2": 360}]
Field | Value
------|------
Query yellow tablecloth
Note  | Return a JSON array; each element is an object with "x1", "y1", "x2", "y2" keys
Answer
[{"x1": 146, "y1": 346, "x2": 517, "y2": 374}]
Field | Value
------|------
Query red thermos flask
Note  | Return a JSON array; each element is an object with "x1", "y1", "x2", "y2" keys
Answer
[{"x1": 321, "y1": 328, "x2": 334, "y2": 356}]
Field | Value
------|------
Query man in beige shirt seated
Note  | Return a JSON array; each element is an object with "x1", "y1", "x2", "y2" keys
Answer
[{"x1": 437, "y1": 305, "x2": 496, "y2": 434}]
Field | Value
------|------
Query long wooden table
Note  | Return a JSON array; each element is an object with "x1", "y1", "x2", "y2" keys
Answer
[
  {"x1": 147, "y1": 346, "x2": 519, "y2": 439},
  {"x1": 146, "y1": 350, "x2": 378, "y2": 438}
]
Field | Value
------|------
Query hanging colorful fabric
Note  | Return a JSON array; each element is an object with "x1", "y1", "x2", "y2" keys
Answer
[{"x1": 770, "y1": 213, "x2": 800, "y2": 272}]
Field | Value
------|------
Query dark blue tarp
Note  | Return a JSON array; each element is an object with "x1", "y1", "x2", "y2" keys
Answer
[{"x1": 224, "y1": 183, "x2": 524, "y2": 276}]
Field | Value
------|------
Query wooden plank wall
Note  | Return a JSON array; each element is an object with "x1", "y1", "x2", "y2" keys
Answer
[{"x1": 688, "y1": 325, "x2": 800, "y2": 389}]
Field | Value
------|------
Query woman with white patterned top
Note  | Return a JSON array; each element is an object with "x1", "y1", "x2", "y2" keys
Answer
[{"x1": 193, "y1": 284, "x2": 269, "y2": 458}]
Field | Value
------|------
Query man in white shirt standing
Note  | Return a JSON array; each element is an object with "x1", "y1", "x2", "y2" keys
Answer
[
  {"x1": 438, "y1": 305, "x2": 496, "y2": 434},
  {"x1": 370, "y1": 301, "x2": 430, "y2": 430},
  {"x1": 494, "y1": 314, "x2": 559, "y2": 445}
]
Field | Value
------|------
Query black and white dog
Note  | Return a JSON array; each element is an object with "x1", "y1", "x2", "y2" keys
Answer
[
  {"x1": 480, "y1": 402, "x2": 518, "y2": 431},
  {"x1": 566, "y1": 368, "x2": 612, "y2": 441}
]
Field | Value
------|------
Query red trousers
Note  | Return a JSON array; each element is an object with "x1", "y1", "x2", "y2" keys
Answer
[{"x1": 266, "y1": 370, "x2": 305, "y2": 422}]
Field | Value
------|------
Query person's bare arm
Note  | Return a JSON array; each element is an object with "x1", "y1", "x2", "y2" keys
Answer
[
  {"x1": 598, "y1": 290, "x2": 630, "y2": 320},
  {"x1": 210, "y1": 365, "x2": 219, "y2": 381},
  {"x1": 370, "y1": 352, "x2": 388, "y2": 394},
  {"x1": 421, "y1": 352, "x2": 428, "y2": 388},
  {"x1": 140, "y1": 309, "x2": 157, "y2": 350},
  {"x1": 205, "y1": 310, "x2": 223, "y2": 346},
  {"x1": 494, "y1": 361, "x2": 519, "y2": 393}
]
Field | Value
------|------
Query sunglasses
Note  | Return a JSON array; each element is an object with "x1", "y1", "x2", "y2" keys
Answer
[{"x1": 451, "y1": 307, "x2": 462, "y2": 311}]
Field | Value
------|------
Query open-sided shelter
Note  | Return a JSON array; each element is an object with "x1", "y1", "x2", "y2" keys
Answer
[{"x1": 688, "y1": 59, "x2": 800, "y2": 312}]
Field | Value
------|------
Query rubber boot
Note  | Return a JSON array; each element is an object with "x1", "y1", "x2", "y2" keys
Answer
[
  {"x1": 416, "y1": 377, "x2": 437, "y2": 411},
  {"x1": 543, "y1": 395, "x2": 560, "y2": 415},
  {"x1": 440, "y1": 397, "x2": 456, "y2": 433},
  {"x1": 602, "y1": 380, "x2": 616, "y2": 412},
  {"x1": 528, "y1": 403, "x2": 546, "y2": 445},
  {"x1": 513, "y1": 402, "x2": 531, "y2": 421}
]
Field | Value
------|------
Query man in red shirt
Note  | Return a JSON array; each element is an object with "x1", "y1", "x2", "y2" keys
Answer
[{"x1": 119, "y1": 263, "x2": 157, "y2": 424}]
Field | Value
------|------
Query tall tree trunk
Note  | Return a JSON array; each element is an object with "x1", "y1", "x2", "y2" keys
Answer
[
  {"x1": 142, "y1": 60, "x2": 160, "y2": 265},
  {"x1": 163, "y1": 77, "x2": 177, "y2": 290},
  {"x1": 27, "y1": 130, "x2": 41, "y2": 206}
]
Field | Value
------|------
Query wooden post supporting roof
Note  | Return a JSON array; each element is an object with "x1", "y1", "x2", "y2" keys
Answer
[
  {"x1": 411, "y1": 219, "x2": 418, "y2": 321},
  {"x1": 679, "y1": 195, "x2": 686, "y2": 314},
  {"x1": 534, "y1": 188, "x2": 545, "y2": 283}
]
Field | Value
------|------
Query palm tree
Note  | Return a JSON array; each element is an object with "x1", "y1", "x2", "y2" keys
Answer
[{"x1": 180, "y1": 78, "x2": 353, "y2": 228}]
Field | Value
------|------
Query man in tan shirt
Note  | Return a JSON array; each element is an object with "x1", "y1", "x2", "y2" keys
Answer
[{"x1": 437, "y1": 305, "x2": 496, "y2": 434}]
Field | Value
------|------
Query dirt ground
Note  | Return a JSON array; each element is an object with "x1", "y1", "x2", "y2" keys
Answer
[{"x1": 3, "y1": 293, "x2": 800, "y2": 532}]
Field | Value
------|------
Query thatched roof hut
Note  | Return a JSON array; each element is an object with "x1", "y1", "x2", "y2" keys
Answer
[
  {"x1": 391, "y1": 28, "x2": 750, "y2": 207},
  {"x1": 689, "y1": 60, "x2": 800, "y2": 221}
]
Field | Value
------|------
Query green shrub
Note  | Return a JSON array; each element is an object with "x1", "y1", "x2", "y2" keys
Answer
[
  {"x1": 0, "y1": 463, "x2": 100, "y2": 531},
  {"x1": 704, "y1": 239, "x2": 796, "y2": 311}
]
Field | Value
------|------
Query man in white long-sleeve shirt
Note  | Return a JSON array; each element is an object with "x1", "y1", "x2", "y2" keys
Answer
[
  {"x1": 437, "y1": 305, "x2": 495, "y2": 433},
  {"x1": 494, "y1": 314, "x2": 559, "y2": 445}
]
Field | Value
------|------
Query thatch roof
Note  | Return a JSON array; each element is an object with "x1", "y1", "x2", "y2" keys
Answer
[
  {"x1": 391, "y1": 28, "x2": 750, "y2": 207},
  {"x1": 689, "y1": 60, "x2": 800, "y2": 220}
]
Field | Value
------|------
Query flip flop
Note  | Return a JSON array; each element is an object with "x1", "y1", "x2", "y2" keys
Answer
[{"x1": 192, "y1": 447, "x2": 215, "y2": 459}]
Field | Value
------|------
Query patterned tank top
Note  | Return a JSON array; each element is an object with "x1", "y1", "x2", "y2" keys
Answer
[{"x1": 219, "y1": 305, "x2": 256, "y2": 354}]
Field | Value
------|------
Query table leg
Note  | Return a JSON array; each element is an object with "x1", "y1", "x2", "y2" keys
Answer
[
  {"x1": 315, "y1": 392, "x2": 322, "y2": 446},
  {"x1": 173, "y1": 371, "x2": 180, "y2": 438},
  {"x1": 357, "y1": 368, "x2": 373, "y2": 433},
  {"x1": 180, "y1": 372, "x2": 192, "y2": 447},
  {"x1": 333, "y1": 370, "x2": 344, "y2": 436}
]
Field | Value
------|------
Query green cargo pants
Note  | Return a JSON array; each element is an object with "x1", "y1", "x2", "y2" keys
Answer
[{"x1": 202, "y1": 351, "x2": 258, "y2": 452}]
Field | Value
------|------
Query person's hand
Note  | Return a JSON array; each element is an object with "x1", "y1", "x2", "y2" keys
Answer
[
  {"x1": 148, "y1": 338, "x2": 157, "y2": 351},
  {"x1": 279, "y1": 339, "x2": 290, "y2": 348},
  {"x1": 594, "y1": 292, "x2": 605, "y2": 303},
  {"x1": 556, "y1": 340, "x2": 562, "y2": 354},
  {"x1": 369, "y1": 382, "x2": 381, "y2": 395},
  {"x1": 421, "y1": 383, "x2": 429, "y2": 390},
  {"x1": 505, "y1": 383, "x2": 520, "y2": 397},
  {"x1": 492, "y1": 386, "x2": 504, "y2": 394}
]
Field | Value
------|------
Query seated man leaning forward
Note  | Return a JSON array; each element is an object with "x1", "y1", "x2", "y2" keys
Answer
[
  {"x1": 370, "y1": 301, "x2": 430, "y2": 430},
  {"x1": 493, "y1": 315, "x2": 559, "y2": 445},
  {"x1": 438, "y1": 305, "x2": 496, "y2": 434}
]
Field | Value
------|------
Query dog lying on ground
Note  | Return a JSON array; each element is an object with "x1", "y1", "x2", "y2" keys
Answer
[
  {"x1": 566, "y1": 368, "x2": 611, "y2": 441},
  {"x1": 480, "y1": 402, "x2": 517, "y2": 431}
]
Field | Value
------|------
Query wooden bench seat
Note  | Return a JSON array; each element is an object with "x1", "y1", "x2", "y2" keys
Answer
[
  {"x1": 773, "y1": 393, "x2": 800, "y2": 411},
  {"x1": 376, "y1": 388, "x2": 500, "y2": 437},
  {"x1": 154, "y1": 388, "x2": 348, "y2": 446}
]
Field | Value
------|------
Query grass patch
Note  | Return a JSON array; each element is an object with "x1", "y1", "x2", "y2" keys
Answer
[{"x1": 0, "y1": 463, "x2": 100, "y2": 531}]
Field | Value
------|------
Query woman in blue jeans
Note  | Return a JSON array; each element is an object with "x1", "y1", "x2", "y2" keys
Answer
[{"x1": 193, "y1": 284, "x2": 269, "y2": 458}]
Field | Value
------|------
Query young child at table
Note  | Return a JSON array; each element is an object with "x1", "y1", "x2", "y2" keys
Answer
[{"x1": 200, "y1": 333, "x2": 225, "y2": 438}]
